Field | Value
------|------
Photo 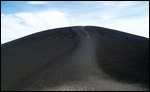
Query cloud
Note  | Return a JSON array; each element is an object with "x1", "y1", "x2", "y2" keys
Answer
[
  {"x1": 105, "y1": 15, "x2": 149, "y2": 37},
  {"x1": 14, "y1": 11, "x2": 70, "y2": 29},
  {"x1": 1, "y1": 1, "x2": 149, "y2": 44},
  {"x1": 1, "y1": 10, "x2": 73, "y2": 44},
  {"x1": 27, "y1": 1, "x2": 49, "y2": 5},
  {"x1": 1, "y1": 14, "x2": 35, "y2": 43}
]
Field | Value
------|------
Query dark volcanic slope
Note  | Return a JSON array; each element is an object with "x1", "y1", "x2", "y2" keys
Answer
[{"x1": 1, "y1": 26, "x2": 149, "y2": 91}]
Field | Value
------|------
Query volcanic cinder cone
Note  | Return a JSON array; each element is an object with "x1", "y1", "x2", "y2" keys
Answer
[{"x1": 1, "y1": 26, "x2": 149, "y2": 91}]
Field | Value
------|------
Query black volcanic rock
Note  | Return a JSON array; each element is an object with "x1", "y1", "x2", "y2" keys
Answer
[{"x1": 1, "y1": 26, "x2": 149, "y2": 91}]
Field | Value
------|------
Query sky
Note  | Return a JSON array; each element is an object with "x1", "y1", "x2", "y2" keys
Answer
[{"x1": 1, "y1": 1, "x2": 149, "y2": 44}]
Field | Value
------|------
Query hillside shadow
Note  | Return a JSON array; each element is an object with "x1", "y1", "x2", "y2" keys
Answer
[{"x1": 95, "y1": 37, "x2": 149, "y2": 88}]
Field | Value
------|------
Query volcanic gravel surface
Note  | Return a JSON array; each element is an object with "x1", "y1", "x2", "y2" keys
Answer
[{"x1": 1, "y1": 26, "x2": 149, "y2": 91}]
